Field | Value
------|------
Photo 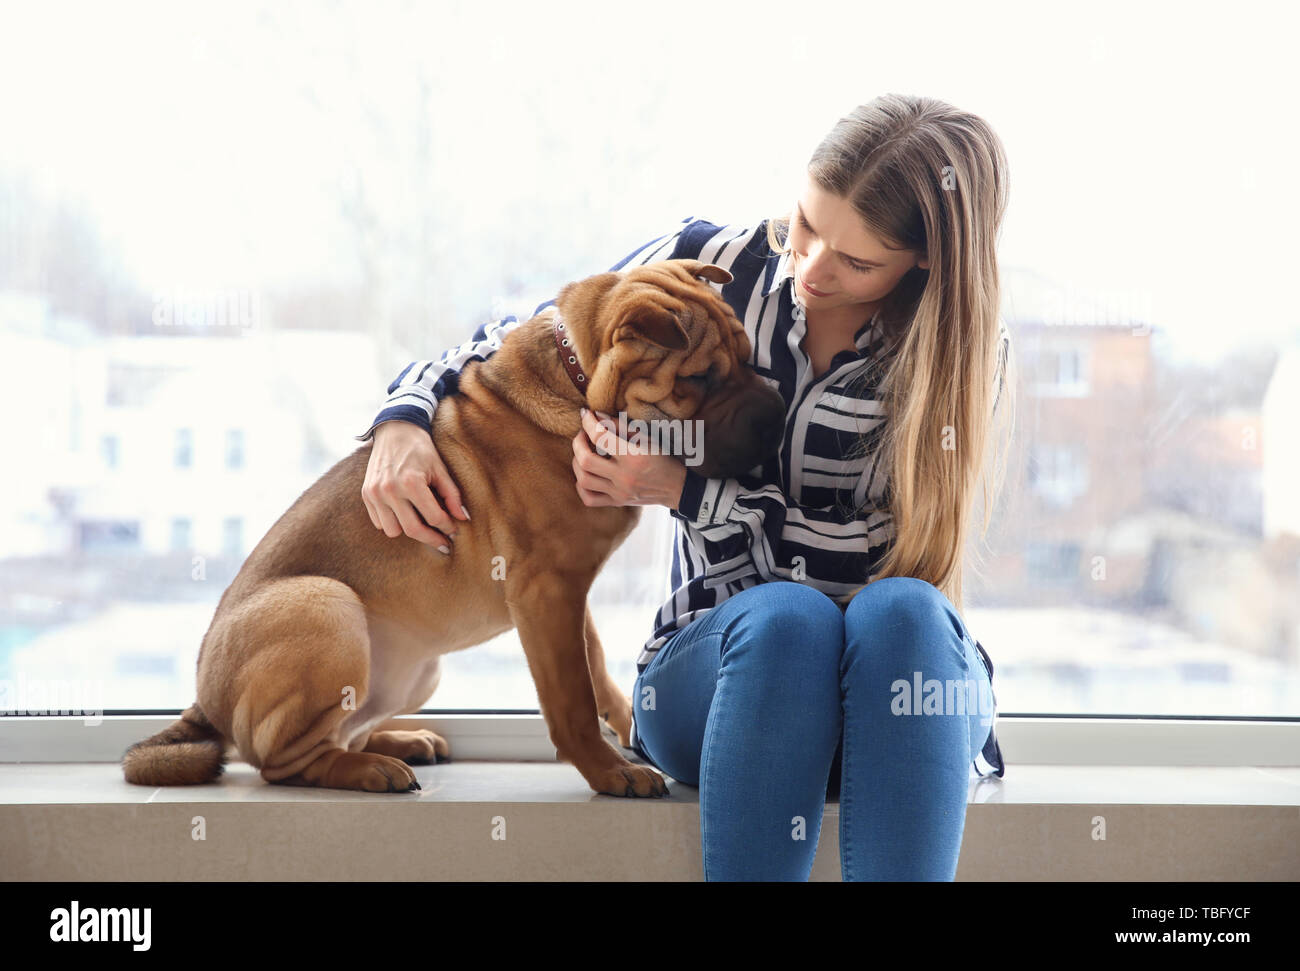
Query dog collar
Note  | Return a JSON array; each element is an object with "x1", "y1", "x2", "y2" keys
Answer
[{"x1": 551, "y1": 310, "x2": 588, "y2": 396}]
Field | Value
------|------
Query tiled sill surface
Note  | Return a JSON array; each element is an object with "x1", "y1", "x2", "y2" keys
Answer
[{"x1": 2, "y1": 761, "x2": 1299, "y2": 881}]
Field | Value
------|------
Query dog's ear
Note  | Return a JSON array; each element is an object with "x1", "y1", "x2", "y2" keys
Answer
[
  {"x1": 617, "y1": 304, "x2": 690, "y2": 351},
  {"x1": 679, "y1": 261, "x2": 733, "y2": 287}
]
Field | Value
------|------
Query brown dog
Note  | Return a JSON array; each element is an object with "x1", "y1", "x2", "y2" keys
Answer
[{"x1": 122, "y1": 259, "x2": 786, "y2": 797}]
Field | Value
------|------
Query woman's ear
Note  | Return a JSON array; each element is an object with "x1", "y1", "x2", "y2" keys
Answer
[{"x1": 916, "y1": 256, "x2": 931, "y2": 271}]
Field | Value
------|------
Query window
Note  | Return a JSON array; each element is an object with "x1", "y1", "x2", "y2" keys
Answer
[
  {"x1": 1034, "y1": 345, "x2": 1090, "y2": 397},
  {"x1": 222, "y1": 518, "x2": 243, "y2": 560},
  {"x1": 170, "y1": 518, "x2": 191, "y2": 553},
  {"x1": 225, "y1": 429, "x2": 244, "y2": 470},
  {"x1": 174, "y1": 429, "x2": 193, "y2": 469},
  {"x1": 2, "y1": 3, "x2": 1296, "y2": 735},
  {"x1": 1024, "y1": 541, "x2": 1081, "y2": 583},
  {"x1": 78, "y1": 521, "x2": 139, "y2": 553},
  {"x1": 1028, "y1": 444, "x2": 1089, "y2": 508}
]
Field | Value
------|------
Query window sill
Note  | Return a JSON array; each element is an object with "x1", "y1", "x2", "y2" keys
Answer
[{"x1": 2, "y1": 760, "x2": 1297, "y2": 881}]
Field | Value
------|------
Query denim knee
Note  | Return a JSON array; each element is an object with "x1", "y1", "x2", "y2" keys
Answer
[
  {"x1": 842, "y1": 577, "x2": 969, "y2": 673},
  {"x1": 723, "y1": 581, "x2": 844, "y2": 674}
]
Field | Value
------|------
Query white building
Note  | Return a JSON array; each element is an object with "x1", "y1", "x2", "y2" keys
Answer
[{"x1": 0, "y1": 291, "x2": 401, "y2": 559}]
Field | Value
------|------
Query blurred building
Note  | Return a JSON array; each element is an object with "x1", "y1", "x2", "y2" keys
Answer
[
  {"x1": 970, "y1": 269, "x2": 1294, "y2": 662},
  {"x1": 0, "y1": 290, "x2": 393, "y2": 562},
  {"x1": 980, "y1": 267, "x2": 1157, "y2": 604}
]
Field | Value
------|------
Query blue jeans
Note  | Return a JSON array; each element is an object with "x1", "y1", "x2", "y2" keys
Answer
[{"x1": 631, "y1": 577, "x2": 994, "y2": 881}]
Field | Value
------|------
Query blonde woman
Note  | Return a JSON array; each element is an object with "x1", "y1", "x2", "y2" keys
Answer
[{"x1": 358, "y1": 93, "x2": 1014, "y2": 881}]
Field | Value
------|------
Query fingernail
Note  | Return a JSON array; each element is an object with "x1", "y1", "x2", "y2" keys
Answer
[
  {"x1": 460, "y1": 504, "x2": 471, "y2": 520},
  {"x1": 438, "y1": 545, "x2": 450, "y2": 555},
  {"x1": 580, "y1": 406, "x2": 588, "y2": 416}
]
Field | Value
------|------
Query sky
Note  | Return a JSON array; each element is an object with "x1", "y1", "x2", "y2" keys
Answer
[{"x1": 1, "y1": 0, "x2": 1296, "y2": 364}]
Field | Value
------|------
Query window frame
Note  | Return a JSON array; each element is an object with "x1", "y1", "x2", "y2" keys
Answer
[{"x1": 2, "y1": 712, "x2": 1297, "y2": 768}]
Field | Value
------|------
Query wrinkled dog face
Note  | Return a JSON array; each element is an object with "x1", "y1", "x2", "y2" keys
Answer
[{"x1": 560, "y1": 259, "x2": 786, "y2": 479}]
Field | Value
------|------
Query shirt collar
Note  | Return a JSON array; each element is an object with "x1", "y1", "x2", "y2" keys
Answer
[{"x1": 761, "y1": 246, "x2": 794, "y2": 298}]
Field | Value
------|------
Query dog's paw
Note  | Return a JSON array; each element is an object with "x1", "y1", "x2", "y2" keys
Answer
[
  {"x1": 329, "y1": 752, "x2": 422, "y2": 793},
  {"x1": 591, "y1": 763, "x2": 669, "y2": 798},
  {"x1": 403, "y1": 729, "x2": 451, "y2": 765},
  {"x1": 370, "y1": 756, "x2": 422, "y2": 793},
  {"x1": 365, "y1": 728, "x2": 450, "y2": 765}
]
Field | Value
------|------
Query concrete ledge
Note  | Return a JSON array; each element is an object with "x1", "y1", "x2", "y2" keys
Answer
[{"x1": 2, "y1": 762, "x2": 1298, "y2": 880}]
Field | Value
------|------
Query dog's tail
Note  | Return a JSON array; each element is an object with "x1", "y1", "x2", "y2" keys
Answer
[{"x1": 122, "y1": 703, "x2": 227, "y2": 786}]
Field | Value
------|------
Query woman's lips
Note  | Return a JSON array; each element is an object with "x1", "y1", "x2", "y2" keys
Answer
[{"x1": 800, "y1": 275, "x2": 831, "y2": 297}]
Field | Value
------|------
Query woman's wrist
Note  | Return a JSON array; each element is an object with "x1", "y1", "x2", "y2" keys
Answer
[
  {"x1": 640, "y1": 459, "x2": 689, "y2": 511},
  {"x1": 664, "y1": 461, "x2": 688, "y2": 511}
]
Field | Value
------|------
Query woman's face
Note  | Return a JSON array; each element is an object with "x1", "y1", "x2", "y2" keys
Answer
[{"x1": 787, "y1": 175, "x2": 929, "y2": 318}]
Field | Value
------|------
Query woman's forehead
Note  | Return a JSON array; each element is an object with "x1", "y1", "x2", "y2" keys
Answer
[{"x1": 798, "y1": 178, "x2": 904, "y2": 261}]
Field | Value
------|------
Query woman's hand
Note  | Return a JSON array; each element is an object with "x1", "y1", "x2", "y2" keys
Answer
[
  {"x1": 572, "y1": 407, "x2": 689, "y2": 510},
  {"x1": 362, "y1": 420, "x2": 470, "y2": 552}
]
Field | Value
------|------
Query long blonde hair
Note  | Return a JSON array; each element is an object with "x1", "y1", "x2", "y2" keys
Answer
[{"x1": 764, "y1": 93, "x2": 1016, "y2": 614}]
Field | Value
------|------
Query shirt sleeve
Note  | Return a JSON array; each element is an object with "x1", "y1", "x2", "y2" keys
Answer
[
  {"x1": 354, "y1": 314, "x2": 527, "y2": 442},
  {"x1": 355, "y1": 215, "x2": 699, "y2": 442},
  {"x1": 670, "y1": 468, "x2": 894, "y2": 600}
]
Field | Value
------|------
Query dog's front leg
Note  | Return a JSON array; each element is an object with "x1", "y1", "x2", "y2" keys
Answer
[{"x1": 508, "y1": 578, "x2": 668, "y2": 797}]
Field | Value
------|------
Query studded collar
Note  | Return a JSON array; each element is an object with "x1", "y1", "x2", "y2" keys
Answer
[{"x1": 551, "y1": 309, "x2": 588, "y2": 396}]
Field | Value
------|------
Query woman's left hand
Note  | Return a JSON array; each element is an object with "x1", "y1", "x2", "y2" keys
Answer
[{"x1": 572, "y1": 407, "x2": 688, "y2": 509}]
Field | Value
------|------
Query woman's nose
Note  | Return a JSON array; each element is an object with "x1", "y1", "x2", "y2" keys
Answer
[{"x1": 801, "y1": 243, "x2": 834, "y2": 283}]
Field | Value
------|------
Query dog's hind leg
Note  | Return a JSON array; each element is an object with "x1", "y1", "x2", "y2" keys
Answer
[{"x1": 207, "y1": 576, "x2": 420, "y2": 793}]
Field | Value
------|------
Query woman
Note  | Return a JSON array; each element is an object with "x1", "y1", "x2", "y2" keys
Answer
[{"x1": 357, "y1": 93, "x2": 1015, "y2": 881}]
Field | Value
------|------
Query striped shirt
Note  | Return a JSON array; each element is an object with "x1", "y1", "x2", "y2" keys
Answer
[{"x1": 356, "y1": 216, "x2": 1009, "y2": 779}]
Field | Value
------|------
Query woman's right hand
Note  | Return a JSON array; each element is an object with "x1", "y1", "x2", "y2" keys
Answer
[{"x1": 362, "y1": 420, "x2": 470, "y2": 552}]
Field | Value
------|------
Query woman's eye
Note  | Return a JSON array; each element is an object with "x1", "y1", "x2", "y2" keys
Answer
[{"x1": 797, "y1": 213, "x2": 871, "y2": 273}]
